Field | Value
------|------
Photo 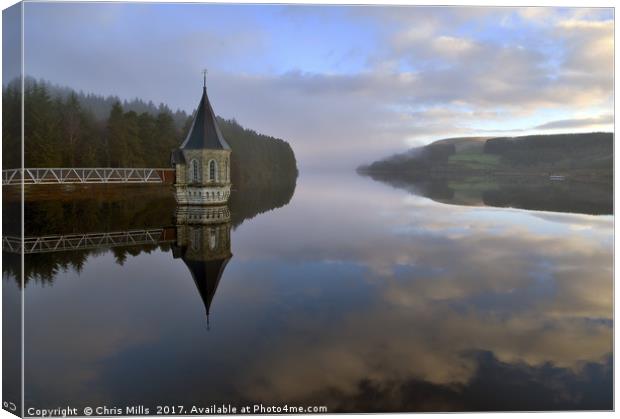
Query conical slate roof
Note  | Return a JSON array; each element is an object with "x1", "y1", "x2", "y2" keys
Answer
[{"x1": 181, "y1": 86, "x2": 230, "y2": 150}]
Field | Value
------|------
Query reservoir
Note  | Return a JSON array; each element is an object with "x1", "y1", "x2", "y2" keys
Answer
[{"x1": 4, "y1": 171, "x2": 613, "y2": 412}]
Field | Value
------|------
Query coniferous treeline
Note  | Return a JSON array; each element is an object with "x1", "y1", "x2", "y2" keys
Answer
[
  {"x1": 2, "y1": 78, "x2": 187, "y2": 168},
  {"x1": 222, "y1": 118, "x2": 299, "y2": 189},
  {"x1": 23, "y1": 77, "x2": 189, "y2": 126},
  {"x1": 2, "y1": 78, "x2": 299, "y2": 191}
]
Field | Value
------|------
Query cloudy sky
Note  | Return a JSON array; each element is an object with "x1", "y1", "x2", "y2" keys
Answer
[{"x1": 12, "y1": 3, "x2": 616, "y2": 170}]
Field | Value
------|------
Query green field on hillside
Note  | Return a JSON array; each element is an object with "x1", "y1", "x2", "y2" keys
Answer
[{"x1": 448, "y1": 152, "x2": 501, "y2": 169}]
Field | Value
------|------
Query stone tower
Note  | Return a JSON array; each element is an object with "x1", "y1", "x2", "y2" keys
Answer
[{"x1": 171, "y1": 77, "x2": 231, "y2": 205}]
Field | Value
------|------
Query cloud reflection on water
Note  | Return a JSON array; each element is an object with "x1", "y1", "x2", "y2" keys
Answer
[{"x1": 22, "y1": 173, "x2": 612, "y2": 411}]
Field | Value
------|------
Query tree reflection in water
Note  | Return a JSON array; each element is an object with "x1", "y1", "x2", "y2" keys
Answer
[{"x1": 2, "y1": 179, "x2": 295, "y2": 285}]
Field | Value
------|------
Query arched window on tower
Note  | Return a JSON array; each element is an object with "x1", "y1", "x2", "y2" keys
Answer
[
  {"x1": 209, "y1": 227, "x2": 217, "y2": 250},
  {"x1": 224, "y1": 160, "x2": 228, "y2": 181},
  {"x1": 190, "y1": 159, "x2": 200, "y2": 183},
  {"x1": 209, "y1": 160, "x2": 218, "y2": 182},
  {"x1": 190, "y1": 227, "x2": 201, "y2": 251}
]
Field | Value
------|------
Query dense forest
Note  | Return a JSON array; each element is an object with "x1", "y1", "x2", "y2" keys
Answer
[
  {"x1": 2, "y1": 77, "x2": 298, "y2": 189},
  {"x1": 358, "y1": 132, "x2": 613, "y2": 181}
]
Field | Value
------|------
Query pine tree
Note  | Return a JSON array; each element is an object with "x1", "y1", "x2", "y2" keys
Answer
[
  {"x1": 137, "y1": 112, "x2": 157, "y2": 166},
  {"x1": 106, "y1": 101, "x2": 128, "y2": 167},
  {"x1": 122, "y1": 111, "x2": 145, "y2": 167},
  {"x1": 60, "y1": 92, "x2": 82, "y2": 166},
  {"x1": 154, "y1": 111, "x2": 177, "y2": 167},
  {"x1": 2, "y1": 82, "x2": 22, "y2": 168},
  {"x1": 24, "y1": 81, "x2": 62, "y2": 167}
]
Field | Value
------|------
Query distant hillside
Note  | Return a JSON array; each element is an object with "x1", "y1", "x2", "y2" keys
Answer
[
  {"x1": 358, "y1": 132, "x2": 613, "y2": 182},
  {"x1": 431, "y1": 136, "x2": 493, "y2": 152},
  {"x1": 3, "y1": 77, "x2": 298, "y2": 192}
]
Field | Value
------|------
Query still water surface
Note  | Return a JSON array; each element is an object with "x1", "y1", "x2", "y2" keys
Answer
[{"x1": 5, "y1": 172, "x2": 613, "y2": 412}]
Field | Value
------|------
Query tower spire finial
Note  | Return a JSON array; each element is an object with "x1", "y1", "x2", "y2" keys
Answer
[{"x1": 202, "y1": 68, "x2": 208, "y2": 89}]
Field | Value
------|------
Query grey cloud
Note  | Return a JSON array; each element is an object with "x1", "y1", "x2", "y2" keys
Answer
[
  {"x1": 213, "y1": 15, "x2": 612, "y2": 165},
  {"x1": 2, "y1": 4, "x2": 21, "y2": 83},
  {"x1": 22, "y1": 4, "x2": 614, "y2": 170},
  {"x1": 534, "y1": 114, "x2": 614, "y2": 130}
]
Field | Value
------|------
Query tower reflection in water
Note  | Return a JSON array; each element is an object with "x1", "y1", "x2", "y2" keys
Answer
[{"x1": 171, "y1": 205, "x2": 232, "y2": 329}]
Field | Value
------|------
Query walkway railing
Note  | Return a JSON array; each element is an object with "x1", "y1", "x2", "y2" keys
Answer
[
  {"x1": 3, "y1": 228, "x2": 176, "y2": 254},
  {"x1": 2, "y1": 168, "x2": 175, "y2": 185}
]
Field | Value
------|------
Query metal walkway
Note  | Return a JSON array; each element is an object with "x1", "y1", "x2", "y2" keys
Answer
[
  {"x1": 3, "y1": 229, "x2": 176, "y2": 254},
  {"x1": 2, "y1": 168, "x2": 175, "y2": 185}
]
